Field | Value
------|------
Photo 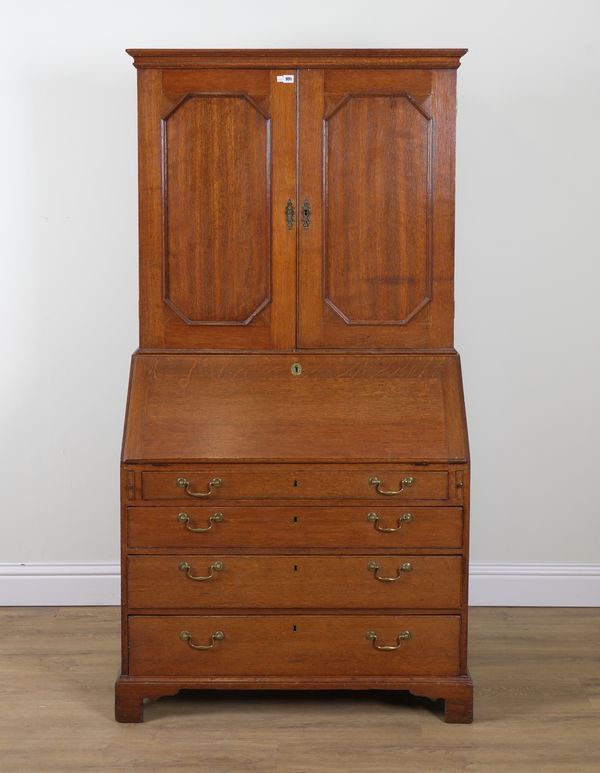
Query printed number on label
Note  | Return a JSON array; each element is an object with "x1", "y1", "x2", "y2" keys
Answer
[{"x1": 276, "y1": 74, "x2": 295, "y2": 83}]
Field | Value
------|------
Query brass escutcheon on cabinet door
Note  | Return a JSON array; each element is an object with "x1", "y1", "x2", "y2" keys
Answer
[
  {"x1": 369, "y1": 476, "x2": 415, "y2": 496},
  {"x1": 366, "y1": 630, "x2": 411, "y2": 651},
  {"x1": 180, "y1": 630, "x2": 225, "y2": 651},
  {"x1": 285, "y1": 198, "x2": 295, "y2": 229},
  {"x1": 177, "y1": 511, "x2": 224, "y2": 533},
  {"x1": 178, "y1": 560, "x2": 224, "y2": 581},
  {"x1": 367, "y1": 512, "x2": 413, "y2": 532},
  {"x1": 176, "y1": 476, "x2": 222, "y2": 498},
  {"x1": 301, "y1": 199, "x2": 311, "y2": 228},
  {"x1": 367, "y1": 560, "x2": 412, "y2": 582}
]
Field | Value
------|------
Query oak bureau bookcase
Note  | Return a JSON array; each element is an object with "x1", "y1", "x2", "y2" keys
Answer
[{"x1": 116, "y1": 48, "x2": 472, "y2": 723}]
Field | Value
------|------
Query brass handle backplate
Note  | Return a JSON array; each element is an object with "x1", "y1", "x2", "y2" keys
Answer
[
  {"x1": 366, "y1": 630, "x2": 411, "y2": 651},
  {"x1": 367, "y1": 512, "x2": 413, "y2": 532},
  {"x1": 367, "y1": 560, "x2": 412, "y2": 582},
  {"x1": 179, "y1": 560, "x2": 224, "y2": 581},
  {"x1": 180, "y1": 630, "x2": 225, "y2": 650},
  {"x1": 177, "y1": 511, "x2": 224, "y2": 533},
  {"x1": 176, "y1": 477, "x2": 222, "y2": 498},
  {"x1": 369, "y1": 476, "x2": 415, "y2": 496},
  {"x1": 301, "y1": 199, "x2": 311, "y2": 228},
  {"x1": 285, "y1": 198, "x2": 295, "y2": 230}
]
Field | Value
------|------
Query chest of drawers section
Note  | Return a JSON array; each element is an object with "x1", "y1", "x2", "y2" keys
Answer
[{"x1": 116, "y1": 463, "x2": 472, "y2": 723}]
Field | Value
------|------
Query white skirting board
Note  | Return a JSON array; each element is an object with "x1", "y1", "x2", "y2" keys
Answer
[{"x1": 0, "y1": 563, "x2": 598, "y2": 607}]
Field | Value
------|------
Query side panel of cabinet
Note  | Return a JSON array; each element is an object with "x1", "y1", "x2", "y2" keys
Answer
[
  {"x1": 297, "y1": 69, "x2": 457, "y2": 349},
  {"x1": 137, "y1": 69, "x2": 297, "y2": 349}
]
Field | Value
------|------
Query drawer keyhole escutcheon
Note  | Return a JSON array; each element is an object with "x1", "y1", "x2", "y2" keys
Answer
[
  {"x1": 366, "y1": 630, "x2": 411, "y2": 651},
  {"x1": 369, "y1": 476, "x2": 414, "y2": 496},
  {"x1": 179, "y1": 560, "x2": 224, "y2": 582},
  {"x1": 367, "y1": 560, "x2": 412, "y2": 582},
  {"x1": 291, "y1": 362, "x2": 302, "y2": 376},
  {"x1": 178, "y1": 511, "x2": 224, "y2": 532},
  {"x1": 367, "y1": 512, "x2": 413, "y2": 532}
]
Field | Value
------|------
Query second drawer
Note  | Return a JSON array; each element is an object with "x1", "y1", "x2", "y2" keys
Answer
[
  {"x1": 127, "y1": 554, "x2": 462, "y2": 609},
  {"x1": 127, "y1": 506, "x2": 463, "y2": 549}
]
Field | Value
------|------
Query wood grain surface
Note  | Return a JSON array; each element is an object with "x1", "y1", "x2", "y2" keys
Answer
[
  {"x1": 127, "y1": 554, "x2": 462, "y2": 609},
  {"x1": 297, "y1": 68, "x2": 458, "y2": 349},
  {"x1": 126, "y1": 505, "x2": 464, "y2": 550},
  {"x1": 128, "y1": 614, "x2": 461, "y2": 677},
  {"x1": 122, "y1": 353, "x2": 469, "y2": 463},
  {"x1": 136, "y1": 68, "x2": 296, "y2": 349}
]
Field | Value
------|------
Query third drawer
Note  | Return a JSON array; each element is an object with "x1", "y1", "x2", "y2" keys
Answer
[{"x1": 127, "y1": 554, "x2": 462, "y2": 609}]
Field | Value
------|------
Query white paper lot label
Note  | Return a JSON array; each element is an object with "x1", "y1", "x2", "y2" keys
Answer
[{"x1": 276, "y1": 74, "x2": 295, "y2": 83}]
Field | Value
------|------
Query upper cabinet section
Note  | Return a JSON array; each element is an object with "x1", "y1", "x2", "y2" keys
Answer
[{"x1": 128, "y1": 50, "x2": 466, "y2": 351}]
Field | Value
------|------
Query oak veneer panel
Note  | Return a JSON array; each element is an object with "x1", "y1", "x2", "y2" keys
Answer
[
  {"x1": 122, "y1": 354, "x2": 468, "y2": 463},
  {"x1": 127, "y1": 505, "x2": 463, "y2": 549},
  {"x1": 128, "y1": 614, "x2": 461, "y2": 677},
  {"x1": 127, "y1": 554, "x2": 461, "y2": 609}
]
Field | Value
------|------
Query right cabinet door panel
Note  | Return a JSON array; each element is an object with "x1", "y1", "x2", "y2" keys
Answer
[{"x1": 298, "y1": 69, "x2": 456, "y2": 349}]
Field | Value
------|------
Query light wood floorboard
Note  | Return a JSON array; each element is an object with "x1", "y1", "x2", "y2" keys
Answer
[{"x1": 0, "y1": 607, "x2": 598, "y2": 772}]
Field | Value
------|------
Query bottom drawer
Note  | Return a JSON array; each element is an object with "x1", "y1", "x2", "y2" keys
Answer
[{"x1": 129, "y1": 614, "x2": 460, "y2": 677}]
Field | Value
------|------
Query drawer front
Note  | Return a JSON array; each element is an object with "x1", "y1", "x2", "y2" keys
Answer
[
  {"x1": 141, "y1": 467, "x2": 449, "y2": 501},
  {"x1": 127, "y1": 554, "x2": 461, "y2": 609},
  {"x1": 127, "y1": 506, "x2": 463, "y2": 549},
  {"x1": 129, "y1": 614, "x2": 461, "y2": 677}
]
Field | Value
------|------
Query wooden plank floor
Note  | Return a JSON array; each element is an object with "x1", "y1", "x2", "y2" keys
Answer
[{"x1": 0, "y1": 608, "x2": 598, "y2": 772}]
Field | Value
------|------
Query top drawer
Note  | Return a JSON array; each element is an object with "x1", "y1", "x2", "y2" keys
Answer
[{"x1": 140, "y1": 466, "x2": 449, "y2": 502}]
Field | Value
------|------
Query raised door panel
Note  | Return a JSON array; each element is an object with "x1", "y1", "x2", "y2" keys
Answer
[
  {"x1": 324, "y1": 94, "x2": 431, "y2": 326},
  {"x1": 163, "y1": 94, "x2": 270, "y2": 326},
  {"x1": 298, "y1": 69, "x2": 457, "y2": 349},
  {"x1": 138, "y1": 69, "x2": 296, "y2": 349}
]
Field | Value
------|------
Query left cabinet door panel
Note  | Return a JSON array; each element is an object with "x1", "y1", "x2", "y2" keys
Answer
[{"x1": 137, "y1": 69, "x2": 297, "y2": 349}]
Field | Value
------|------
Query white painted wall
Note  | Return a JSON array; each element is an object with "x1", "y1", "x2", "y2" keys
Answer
[{"x1": 1, "y1": 2, "x2": 599, "y2": 583}]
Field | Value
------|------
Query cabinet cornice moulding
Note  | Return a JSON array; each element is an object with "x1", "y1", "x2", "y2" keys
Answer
[{"x1": 126, "y1": 48, "x2": 468, "y2": 70}]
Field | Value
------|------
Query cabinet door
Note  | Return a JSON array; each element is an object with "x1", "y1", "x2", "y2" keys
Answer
[
  {"x1": 138, "y1": 69, "x2": 297, "y2": 349},
  {"x1": 298, "y1": 69, "x2": 456, "y2": 349}
]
